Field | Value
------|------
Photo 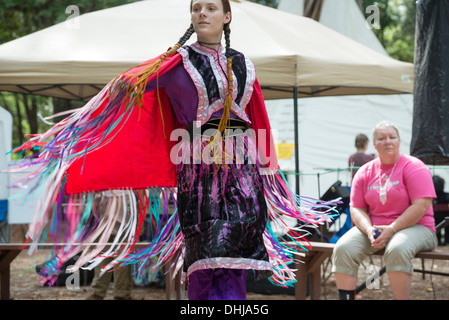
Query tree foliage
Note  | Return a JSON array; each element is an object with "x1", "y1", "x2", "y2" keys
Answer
[
  {"x1": 0, "y1": 0, "x2": 139, "y2": 44},
  {"x1": 0, "y1": 0, "x2": 139, "y2": 150},
  {"x1": 359, "y1": 0, "x2": 416, "y2": 63}
]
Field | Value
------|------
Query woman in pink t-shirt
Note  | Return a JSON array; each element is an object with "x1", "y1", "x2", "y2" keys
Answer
[{"x1": 332, "y1": 121, "x2": 438, "y2": 300}]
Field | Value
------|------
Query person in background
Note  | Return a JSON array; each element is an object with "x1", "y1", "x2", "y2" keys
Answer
[
  {"x1": 332, "y1": 121, "x2": 438, "y2": 300},
  {"x1": 87, "y1": 190, "x2": 133, "y2": 300},
  {"x1": 349, "y1": 133, "x2": 374, "y2": 180}
]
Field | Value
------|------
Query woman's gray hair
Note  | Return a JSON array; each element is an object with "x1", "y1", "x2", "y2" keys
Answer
[{"x1": 372, "y1": 120, "x2": 400, "y2": 140}]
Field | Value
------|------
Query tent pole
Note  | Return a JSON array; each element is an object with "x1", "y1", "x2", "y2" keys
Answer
[{"x1": 293, "y1": 86, "x2": 300, "y2": 195}]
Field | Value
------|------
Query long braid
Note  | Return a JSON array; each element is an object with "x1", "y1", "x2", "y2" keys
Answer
[
  {"x1": 178, "y1": 24, "x2": 196, "y2": 47},
  {"x1": 210, "y1": 22, "x2": 233, "y2": 171},
  {"x1": 224, "y1": 22, "x2": 231, "y2": 56},
  {"x1": 215, "y1": 22, "x2": 233, "y2": 137}
]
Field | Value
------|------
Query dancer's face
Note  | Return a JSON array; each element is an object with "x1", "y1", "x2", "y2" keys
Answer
[{"x1": 190, "y1": 0, "x2": 231, "y2": 43}]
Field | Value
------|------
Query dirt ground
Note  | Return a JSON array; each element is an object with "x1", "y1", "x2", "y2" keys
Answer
[{"x1": 8, "y1": 245, "x2": 449, "y2": 301}]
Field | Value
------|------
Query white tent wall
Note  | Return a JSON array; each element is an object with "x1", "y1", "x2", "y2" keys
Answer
[
  {"x1": 278, "y1": 0, "x2": 386, "y2": 55},
  {"x1": 0, "y1": 106, "x2": 12, "y2": 200},
  {"x1": 0, "y1": 107, "x2": 12, "y2": 241},
  {"x1": 318, "y1": 0, "x2": 388, "y2": 55},
  {"x1": 265, "y1": 94, "x2": 416, "y2": 198},
  {"x1": 269, "y1": 0, "x2": 449, "y2": 198},
  {"x1": 278, "y1": 0, "x2": 304, "y2": 16},
  {"x1": 0, "y1": 107, "x2": 40, "y2": 225}
]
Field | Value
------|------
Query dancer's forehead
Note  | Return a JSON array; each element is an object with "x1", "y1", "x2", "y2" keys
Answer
[{"x1": 191, "y1": 0, "x2": 223, "y2": 9}]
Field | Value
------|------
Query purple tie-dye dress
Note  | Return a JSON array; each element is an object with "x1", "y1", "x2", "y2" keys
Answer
[{"x1": 149, "y1": 43, "x2": 272, "y2": 283}]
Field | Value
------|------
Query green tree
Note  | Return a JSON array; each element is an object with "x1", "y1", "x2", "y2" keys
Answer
[
  {"x1": 0, "y1": 0, "x2": 139, "y2": 44},
  {"x1": 360, "y1": 0, "x2": 416, "y2": 62},
  {"x1": 0, "y1": 1, "x2": 139, "y2": 150}
]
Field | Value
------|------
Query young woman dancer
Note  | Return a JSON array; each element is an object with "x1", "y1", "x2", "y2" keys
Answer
[{"x1": 13, "y1": 0, "x2": 334, "y2": 300}]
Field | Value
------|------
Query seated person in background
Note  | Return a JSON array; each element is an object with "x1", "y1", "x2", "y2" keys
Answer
[
  {"x1": 349, "y1": 133, "x2": 375, "y2": 179},
  {"x1": 332, "y1": 121, "x2": 438, "y2": 300},
  {"x1": 432, "y1": 175, "x2": 449, "y2": 245}
]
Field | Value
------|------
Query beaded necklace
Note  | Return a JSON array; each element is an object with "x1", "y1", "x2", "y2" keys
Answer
[{"x1": 378, "y1": 160, "x2": 398, "y2": 205}]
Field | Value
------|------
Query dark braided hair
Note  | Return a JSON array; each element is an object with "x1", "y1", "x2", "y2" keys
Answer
[
  {"x1": 224, "y1": 23, "x2": 231, "y2": 57},
  {"x1": 221, "y1": 1, "x2": 234, "y2": 135},
  {"x1": 178, "y1": 24, "x2": 196, "y2": 47},
  {"x1": 187, "y1": 0, "x2": 234, "y2": 166}
]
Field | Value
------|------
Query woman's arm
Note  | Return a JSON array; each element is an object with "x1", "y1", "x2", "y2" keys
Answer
[
  {"x1": 350, "y1": 206, "x2": 373, "y2": 237},
  {"x1": 391, "y1": 197, "x2": 432, "y2": 231},
  {"x1": 372, "y1": 197, "x2": 432, "y2": 248}
]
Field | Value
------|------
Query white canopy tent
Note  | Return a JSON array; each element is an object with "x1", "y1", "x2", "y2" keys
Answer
[
  {"x1": 0, "y1": 0, "x2": 413, "y2": 101},
  {"x1": 0, "y1": 0, "x2": 416, "y2": 201}
]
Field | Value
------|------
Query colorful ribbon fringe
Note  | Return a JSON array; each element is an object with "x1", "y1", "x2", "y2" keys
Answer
[{"x1": 7, "y1": 63, "x2": 339, "y2": 288}]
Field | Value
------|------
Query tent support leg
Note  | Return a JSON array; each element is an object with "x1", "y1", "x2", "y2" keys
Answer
[{"x1": 293, "y1": 86, "x2": 300, "y2": 195}]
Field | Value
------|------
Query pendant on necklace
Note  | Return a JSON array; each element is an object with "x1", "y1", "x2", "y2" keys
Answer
[
  {"x1": 379, "y1": 186, "x2": 387, "y2": 205},
  {"x1": 378, "y1": 161, "x2": 398, "y2": 205}
]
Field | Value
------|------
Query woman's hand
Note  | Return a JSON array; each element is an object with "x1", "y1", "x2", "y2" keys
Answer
[{"x1": 369, "y1": 225, "x2": 395, "y2": 248}]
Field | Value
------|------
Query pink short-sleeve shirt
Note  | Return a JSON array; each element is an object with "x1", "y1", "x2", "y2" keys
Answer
[{"x1": 350, "y1": 154, "x2": 436, "y2": 232}]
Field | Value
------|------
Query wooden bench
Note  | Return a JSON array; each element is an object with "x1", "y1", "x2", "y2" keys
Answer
[
  {"x1": 294, "y1": 241, "x2": 449, "y2": 300},
  {"x1": 0, "y1": 242, "x2": 182, "y2": 300}
]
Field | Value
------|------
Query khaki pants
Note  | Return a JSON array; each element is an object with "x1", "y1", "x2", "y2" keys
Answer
[
  {"x1": 91, "y1": 257, "x2": 133, "y2": 299},
  {"x1": 332, "y1": 224, "x2": 438, "y2": 277}
]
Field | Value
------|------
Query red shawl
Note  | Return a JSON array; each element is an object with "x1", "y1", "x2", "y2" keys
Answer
[{"x1": 65, "y1": 53, "x2": 278, "y2": 194}]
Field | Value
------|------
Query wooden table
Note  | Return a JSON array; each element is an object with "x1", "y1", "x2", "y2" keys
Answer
[
  {"x1": 0, "y1": 244, "x2": 22, "y2": 300},
  {"x1": 294, "y1": 242, "x2": 334, "y2": 300}
]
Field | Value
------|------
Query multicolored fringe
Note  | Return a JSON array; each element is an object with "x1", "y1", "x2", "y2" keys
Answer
[
  {"x1": 261, "y1": 170, "x2": 337, "y2": 287},
  {"x1": 33, "y1": 188, "x2": 173, "y2": 285},
  {"x1": 27, "y1": 179, "x2": 336, "y2": 287},
  {"x1": 7, "y1": 57, "x2": 338, "y2": 288},
  {"x1": 117, "y1": 171, "x2": 338, "y2": 288},
  {"x1": 7, "y1": 72, "x2": 147, "y2": 284},
  {"x1": 9, "y1": 117, "x2": 338, "y2": 288}
]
